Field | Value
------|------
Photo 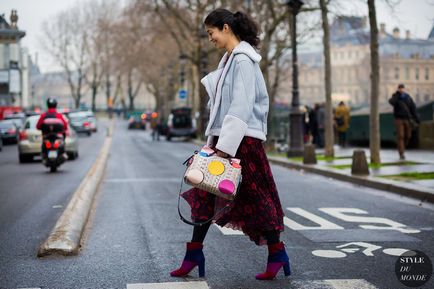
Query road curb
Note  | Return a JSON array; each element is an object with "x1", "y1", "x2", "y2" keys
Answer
[
  {"x1": 268, "y1": 156, "x2": 434, "y2": 204},
  {"x1": 37, "y1": 122, "x2": 114, "y2": 257},
  {"x1": 189, "y1": 138, "x2": 434, "y2": 203}
]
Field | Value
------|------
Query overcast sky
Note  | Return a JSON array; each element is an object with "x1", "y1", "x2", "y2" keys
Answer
[{"x1": 1, "y1": 0, "x2": 434, "y2": 73}]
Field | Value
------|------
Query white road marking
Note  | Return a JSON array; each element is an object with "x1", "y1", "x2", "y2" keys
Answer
[
  {"x1": 127, "y1": 281, "x2": 209, "y2": 289},
  {"x1": 104, "y1": 178, "x2": 180, "y2": 183},
  {"x1": 19, "y1": 279, "x2": 378, "y2": 289},
  {"x1": 383, "y1": 248, "x2": 410, "y2": 256},
  {"x1": 291, "y1": 279, "x2": 378, "y2": 289},
  {"x1": 323, "y1": 279, "x2": 378, "y2": 289},
  {"x1": 319, "y1": 208, "x2": 420, "y2": 234},
  {"x1": 312, "y1": 250, "x2": 348, "y2": 258},
  {"x1": 214, "y1": 224, "x2": 243, "y2": 235},
  {"x1": 285, "y1": 208, "x2": 345, "y2": 230},
  {"x1": 336, "y1": 242, "x2": 382, "y2": 256}
]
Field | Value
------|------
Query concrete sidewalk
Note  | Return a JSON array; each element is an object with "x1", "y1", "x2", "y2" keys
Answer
[{"x1": 267, "y1": 146, "x2": 434, "y2": 204}]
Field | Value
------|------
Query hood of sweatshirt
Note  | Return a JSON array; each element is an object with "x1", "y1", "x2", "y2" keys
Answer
[{"x1": 232, "y1": 41, "x2": 262, "y2": 63}]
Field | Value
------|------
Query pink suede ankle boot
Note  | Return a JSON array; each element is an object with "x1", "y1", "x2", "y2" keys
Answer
[{"x1": 170, "y1": 242, "x2": 205, "y2": 277}]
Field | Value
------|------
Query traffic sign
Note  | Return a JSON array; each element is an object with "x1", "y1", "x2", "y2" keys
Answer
[{"x1": 178, "y1": 89, "x2": 187, "y2": 100}]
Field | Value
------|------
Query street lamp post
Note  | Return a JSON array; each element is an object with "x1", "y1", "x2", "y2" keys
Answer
[
  {"x1": 179, "y1": 53, "x2": 187, "y2": 88},
  {"x1": 179, "y1": 53, "x2": 188, "y2": 106},
  {"x1": 286, "y1": 0, "x2": 304, "y2": 157}
]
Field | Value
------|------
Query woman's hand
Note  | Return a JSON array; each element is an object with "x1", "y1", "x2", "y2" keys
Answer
[{"x1": 216, "y1": 150, "x2": 229, "y2": 158}]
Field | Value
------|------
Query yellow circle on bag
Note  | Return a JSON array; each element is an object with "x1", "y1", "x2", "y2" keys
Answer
[{"x1": 208, "y1": 160, "x2": 225, "y2": 175}]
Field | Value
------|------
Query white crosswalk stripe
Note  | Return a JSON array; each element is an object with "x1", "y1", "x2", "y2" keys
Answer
[
  {"x1": 127, "y1": 281, "x2": 209, "y2": 289},
  {"x1": 126, "y1": 279, "x2": 377, "y2": 289},
  {"x1": 213, "y1": 224, "x2": 244, "y2": 235},
  {"x1": 293, "y1": 279, "x2": 378, "y2": 289}
]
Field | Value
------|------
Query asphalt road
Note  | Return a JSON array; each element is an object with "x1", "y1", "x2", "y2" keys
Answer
[{"x1": 1, "y1": 119, "x2": 433, "y2": 289}]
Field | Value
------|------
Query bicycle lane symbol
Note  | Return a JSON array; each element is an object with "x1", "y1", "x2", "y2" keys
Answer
[
  {"x1": 281, "y1": 207, "x2": 420, "y2": 259},
  {"x1": 312, "y1": 242, "x2": 410, "y2": 258}
]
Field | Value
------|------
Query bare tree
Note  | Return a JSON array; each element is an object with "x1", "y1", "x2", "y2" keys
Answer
[
  {"x1": 152, "y1": 0, "x2": 219, "y2": 138},
  {"x1": 367, "y1": 0, "x2": 381, "y2": 163},
  {"x1": 111, "y1": 4, "x2": 148, "y2": 111},
  {"x1": 42, "y1": 4, "x2": 88, "y2": 108},
  {"x1": 83, "y1": 1, "x2": 109, "y2": 111}
]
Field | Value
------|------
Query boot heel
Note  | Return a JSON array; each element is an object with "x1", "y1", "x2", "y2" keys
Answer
[
  {"x1": 198, "y1": 260, "x2": 205, "y2": 277},
  {"x1": 283, "y1": 262, "x2": 291, "y2": 276}
]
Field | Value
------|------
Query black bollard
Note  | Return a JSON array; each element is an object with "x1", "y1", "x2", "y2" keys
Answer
[
  {"x1": 351, "y1": 150, "x2": 369, "y2": 175},
  {"x1": 303, "y1": 144, "x2": 317, "y2": 164}
]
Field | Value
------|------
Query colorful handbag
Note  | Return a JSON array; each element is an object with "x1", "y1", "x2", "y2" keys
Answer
[{"x1": 183, "y1": 146, "x2": 242, "y2": 200}]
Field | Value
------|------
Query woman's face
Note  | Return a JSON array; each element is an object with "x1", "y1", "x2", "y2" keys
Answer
[{"x1": 205, "y1": 25, "x2": 229, "y2": 49}]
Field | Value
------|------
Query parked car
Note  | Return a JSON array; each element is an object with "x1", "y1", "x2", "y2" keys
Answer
[
  {"x1": 4, "y1": 112, "x2": 26, "y2": 127},
  {"x1": 0, "y1": 119, "x2": 20, "y2": 144},
  {"x1": 166, "y1": 107, "x2": 197, "y2": 141},
  {"x1": 18, "y1": 115, "x2": 79, "y2": 163},
  {"x1": 84, "y1": 111, "x2": 98, "y2": 132},
  {"x1": 128, "y1": 115, "x2": 146, "y2": 130},
  {"x1": 67, "y1": 111, "x2": 92, "y2": 136}
]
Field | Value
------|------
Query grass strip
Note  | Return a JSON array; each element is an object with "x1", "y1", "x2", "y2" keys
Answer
[
  {"x1": 330, "y1": 161, "x2": 422, "y2": 170},
  {"x1": 379, "y1": 171, "x2": 434, "y2": 181}
]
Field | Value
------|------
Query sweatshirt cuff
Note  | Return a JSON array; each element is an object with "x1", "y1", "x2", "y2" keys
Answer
[{"x1": 215, "y1": 115, "x2": 248, "y2": 157}]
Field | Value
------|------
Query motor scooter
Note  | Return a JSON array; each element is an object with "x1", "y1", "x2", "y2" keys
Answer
[{"x1": 40, "y1": 118, "x2": 66, "y2": 172}]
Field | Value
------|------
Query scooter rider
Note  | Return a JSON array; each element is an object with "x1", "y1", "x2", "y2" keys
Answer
[{"x1": 36, "y1": 98, "x2": 68, "y2": 159}]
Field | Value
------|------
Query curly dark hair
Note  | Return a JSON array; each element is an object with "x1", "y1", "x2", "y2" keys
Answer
[{"x1": 204, "y1": 8, "x2": 260, "y2": 49}]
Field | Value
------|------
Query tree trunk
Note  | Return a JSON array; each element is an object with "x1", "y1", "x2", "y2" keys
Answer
[
  {"x1": 91, "y1": 82, "x2": 98, "y2": 112},
  {"x1": 367, "y1": 0, "x2": 381, "y2": 164},
  {"x1": 128, "y1": 70, "x2": 135, "y2": 111},
  {"x1": 105, "y1": 72, "x2": 111, "y2": 108},
  {"x1": 320, "y1": 0, "x2": 334, "y2": 157}
]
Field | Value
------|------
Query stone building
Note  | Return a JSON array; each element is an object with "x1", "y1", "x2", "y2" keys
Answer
[
  {"x1": 0, "y1": 10, "x2": 30, "y2": 107},
  {"x1": 279, "y1": 16, "x2": 434, "y2": 107}
]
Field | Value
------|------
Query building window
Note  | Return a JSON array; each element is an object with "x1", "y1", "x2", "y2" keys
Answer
[
  {"x1": 394, "y1": 67, "x2": 400, "y2": 79},
  {"x1": 348, "y1": 51, "x2": 352, "y2": 59},
  {"x1": 425, "y1": 94, "x2": 430, "y2": 102},
  {"x1": 425, "y1": 67, "x2": 429, "y2": 80},
  {"x1": 405, "y1": 67, "x2": 410, "y2": 80},
  {"x1": 3, "y1": 44, "x2": 10, "y2": 68},
  {"x1": 415, "y1": 67, "x2": 420, "y2": 80}
]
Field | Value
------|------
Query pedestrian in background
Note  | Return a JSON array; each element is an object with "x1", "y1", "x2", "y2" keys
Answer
[
  {"x1": 150, "y1": 113, "x2": 160, "y2": 141},
  {"x1": 316, "y1": 103, "x2": 325, "y2": 148},
  {"x1": 334, "y1": 101, "x2": 350, "y2": 147},
  {"x1": 309, "y1": 103, "x2": 320, "y2": 147},
  {"x1": 170, "y1": 8, "x2": 289, "y2": 281},
  {"x1": 389, "y1": 84, "x2": 419, "y2": 160}
]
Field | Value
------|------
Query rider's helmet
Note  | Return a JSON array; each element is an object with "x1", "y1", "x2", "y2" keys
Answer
[{"x1": 47, "y1": 98, "x2": 58, "y2": 109}]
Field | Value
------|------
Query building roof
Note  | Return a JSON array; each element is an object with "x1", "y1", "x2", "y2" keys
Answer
[
  {"x1": 429, "y1": 25, "x2": 434, "y2": 40},
  {"x1": 329, "y1": 16, "x2": 434, "y2": 59},
  {"x1": 0, "y1": 14, "x2": 11, "y2": 29},
  {"x1": 380, "y1": 37, "x2": 434, "y2": 59},
  {"x1": 330, "y1": 16, "x2": 371, "y2": 45},
  {"x1": 0, "y1": 13, "x2": 25, "y2": 39}
]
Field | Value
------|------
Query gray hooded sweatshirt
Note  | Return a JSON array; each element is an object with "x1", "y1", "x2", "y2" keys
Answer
[{"x1": 201, "y1": 41, "x2": 269, "y2": 157}]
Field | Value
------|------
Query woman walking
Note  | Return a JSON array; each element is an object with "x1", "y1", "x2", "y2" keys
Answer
[{"x1": 170, "y1": 8, "x2": 289, "y2": 280}]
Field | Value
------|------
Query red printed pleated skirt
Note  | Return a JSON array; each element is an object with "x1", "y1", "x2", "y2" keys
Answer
[{"x1": 181, "y1": 136, "x2": 284, "y2": 245}]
